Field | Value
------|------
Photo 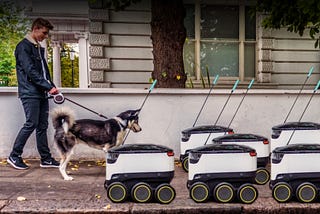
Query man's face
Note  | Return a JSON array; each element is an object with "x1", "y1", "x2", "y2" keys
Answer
[{"x1": 32, "y1": 27, "x2": 49, "y2": 42}]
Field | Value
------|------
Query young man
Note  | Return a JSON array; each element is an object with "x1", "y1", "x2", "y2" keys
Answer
[{"x1": 7, "y1": 18, "x2": 60, "y2": 170}]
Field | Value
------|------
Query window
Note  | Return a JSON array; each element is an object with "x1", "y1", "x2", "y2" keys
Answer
[{"x1": 183, "y1": 0, "x2": 256, "y2": 81}]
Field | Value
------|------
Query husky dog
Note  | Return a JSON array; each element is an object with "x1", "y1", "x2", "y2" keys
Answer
[{"x1": 51, "y1": 107, "x2": 142, "y2": 180}]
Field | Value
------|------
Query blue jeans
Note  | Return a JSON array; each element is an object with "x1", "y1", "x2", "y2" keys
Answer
[{"x1": 10, "y1": 98, "x2": 52, "y2": 161}]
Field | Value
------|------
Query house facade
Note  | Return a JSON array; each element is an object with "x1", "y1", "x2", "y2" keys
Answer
[
  {"x1": 1, "y1": 0, "x2": 320, "y2": 159},
  {"x1": 24, "y1": 0, "x2": 320, "y2": 89}
]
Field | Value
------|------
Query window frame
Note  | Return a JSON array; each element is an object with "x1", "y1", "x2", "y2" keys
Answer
[{"x1": 185, "y1": 0, "x2": 257, "y2": 82}]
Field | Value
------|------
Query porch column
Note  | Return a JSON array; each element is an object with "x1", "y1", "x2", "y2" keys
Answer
[
  {"x1": 51, "y1": 41, "x2": 62, "y2": 87},
  {"x1": 40, "y1": 40, "x2": 48, "y2": 61},
  {"x1": 75, "y1": 32, "x2": 89, "y2": 88}
]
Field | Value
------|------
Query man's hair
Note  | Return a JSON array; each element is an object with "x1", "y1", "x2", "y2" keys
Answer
[{"x1": 31, "y1": 18, "x2": 54, "y2": 30}]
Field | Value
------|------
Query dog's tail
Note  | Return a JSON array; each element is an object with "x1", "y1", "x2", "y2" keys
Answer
[{"x1": 51, "y1": 106, "x2": 75, "y2": 134}]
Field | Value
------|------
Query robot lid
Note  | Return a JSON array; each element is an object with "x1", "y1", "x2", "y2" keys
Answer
[
  {"x1": 212, "y1": 133, "x2": 268, "y2": 143},
  {"x1": 189, "y1": 143, "x2": 256, "y2": 155},
  {"x1": 182, "y1": 125, "x2": 234, "y2": 135},
  {"x1": 272, "y1": 144, "x2": 320, "y2": 154},
  {"x1": 107, "y1": 143, "x2": 174, "y2": 155},
  {"x1": 272, "y1": 122, "x2": 320, "y2": 131},
  {"x1": 271, "y1": 144, "x2": 320, "y2": 164}
]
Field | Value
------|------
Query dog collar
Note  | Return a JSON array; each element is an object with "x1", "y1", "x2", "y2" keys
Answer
[{"x1": 114, "y1": 117, "x2": 127, "y2": 130}]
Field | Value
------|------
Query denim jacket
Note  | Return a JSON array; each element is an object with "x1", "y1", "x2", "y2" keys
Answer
[{"x1": 15, "y1": 34, "x2": 55, "y2": 99}]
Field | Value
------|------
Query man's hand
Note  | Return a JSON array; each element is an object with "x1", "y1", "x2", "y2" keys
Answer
[{"x1": 48, "y1": 87, "x2": 59, "y2": 95}]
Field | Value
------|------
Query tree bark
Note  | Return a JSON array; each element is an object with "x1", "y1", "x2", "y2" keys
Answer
[{"x1": 151, "y1": 0, "x2": 187, "y2": 88}]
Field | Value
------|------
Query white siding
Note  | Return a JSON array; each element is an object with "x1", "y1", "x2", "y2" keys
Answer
[
  {"x1": 272, "y1": 73, "x2": 320, "y2": 86},
  {"x1": 110, "y1": 59, "x2": 153, "y2": 71},
  {"x1": 272, "y1": 62, "x2": 320, "y2": 88},
  {"x1": 110, "y1": 35, "x2": 152, "y2": 47},
  {"x1": 271, "y1": 28, "x2": 313, "y2": 39},
  {"x1": 102, "y1": 0, "x2": 153, "y2": 87},
  {"x1": 274, "y1": 39, "x2": 317, "y2": 50},
  {"x1": 272, "y1": 51, "x2": 320, "y2": 62},
  {"x1": 273, "y1": 63, "x2": 320, "y2": 74},
  {"x1": 105, "y1": 71, "x2": 151, "y2": 83},
  {"x1": 104, "y1": 23, "x2": 151, "y2": 35},
  {"x1": 104, "y1": 47, "x2": 153, "y2": 59},
  {"x1": 267, "y1": 29, "x2": 320, "y2": 89},
  {"x1": 110, "y1": 11, "x2": 151, "y2": 22}
]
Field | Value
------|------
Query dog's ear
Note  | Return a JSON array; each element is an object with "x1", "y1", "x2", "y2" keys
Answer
[
  {"x1": 132, "y1": 109, "x2": 141, "y2": 117},
  {"x1": 127, "y1": 109, "x2": 140, "y2": 120},
  {"x1": 117, "y1": 109, "x2": 140, "y2": 120}
]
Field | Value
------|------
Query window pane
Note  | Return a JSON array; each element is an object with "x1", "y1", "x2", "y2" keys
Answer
[
  {"x1": 184, "y1": 4, "x2": 195, "y2": 38},
  {"x1": 200, "y1": 42, "x2": 239, "y2": 77},
  {"x1": 201, "y1": 5, "x2": 239, "y2": 39},
  {"x1": 183, "y1": 39, "x2": 195, "y2": 76},
  {"x1": 245, "y1": 6, "x2": 256, "y2": 40},
  {"x1": 244, "y1": 43, "x2": 255, "y2": 78}
]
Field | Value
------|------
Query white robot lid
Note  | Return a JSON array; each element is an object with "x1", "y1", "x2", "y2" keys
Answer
[
  {"x1": 273, "y1": 144, "x2": 320, "y2": 154},
  {"x1": 272, "y1": 122, "x2": 320, "y2": 131},
  {"x1": 182, "y1": 125, "x2": 233, "y2": 134},
  {"x1": 107, "y1": 143, "x2": 174, "y2": 154},
  {"x1": 212, "y1": 133, "x2": 267, "y2": 143},
  {"x1": 189, "y1": 143, "x2": 256, "y2": 154}
]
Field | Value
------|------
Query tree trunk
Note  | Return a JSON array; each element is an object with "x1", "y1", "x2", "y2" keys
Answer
[{"x1": 151, "y1": 0, "x2": 187, "y2": 88}]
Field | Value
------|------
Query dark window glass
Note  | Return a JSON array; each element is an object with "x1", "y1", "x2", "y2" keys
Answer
[
  {"x1": 245, "y1": 6, "x2": 256, "y2": 40},
  {"x1": 201, "y1": 5, "x2": 239, "y2": 39},
  {"x1": 184, "y1": 4, "x2": 195, "y2": 38}
]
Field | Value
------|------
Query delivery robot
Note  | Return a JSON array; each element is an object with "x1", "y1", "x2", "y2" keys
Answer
[
  {"x1": 270, "y1": 144, "x2": 320, "y2": 203},
  {"x1": 187, "y1": 144, "x2": 258, "y2": 204},
  {"x1": 104, "y1": 144, "x2": 176, "y2": 204},
  {"x1": 212, "y1": 133, "x2": 270, "y2": 185}
]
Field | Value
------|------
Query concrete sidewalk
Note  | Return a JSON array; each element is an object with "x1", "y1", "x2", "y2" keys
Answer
[{"x1": 1, "y1": 159, "x2": 320, "y2": 214}]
